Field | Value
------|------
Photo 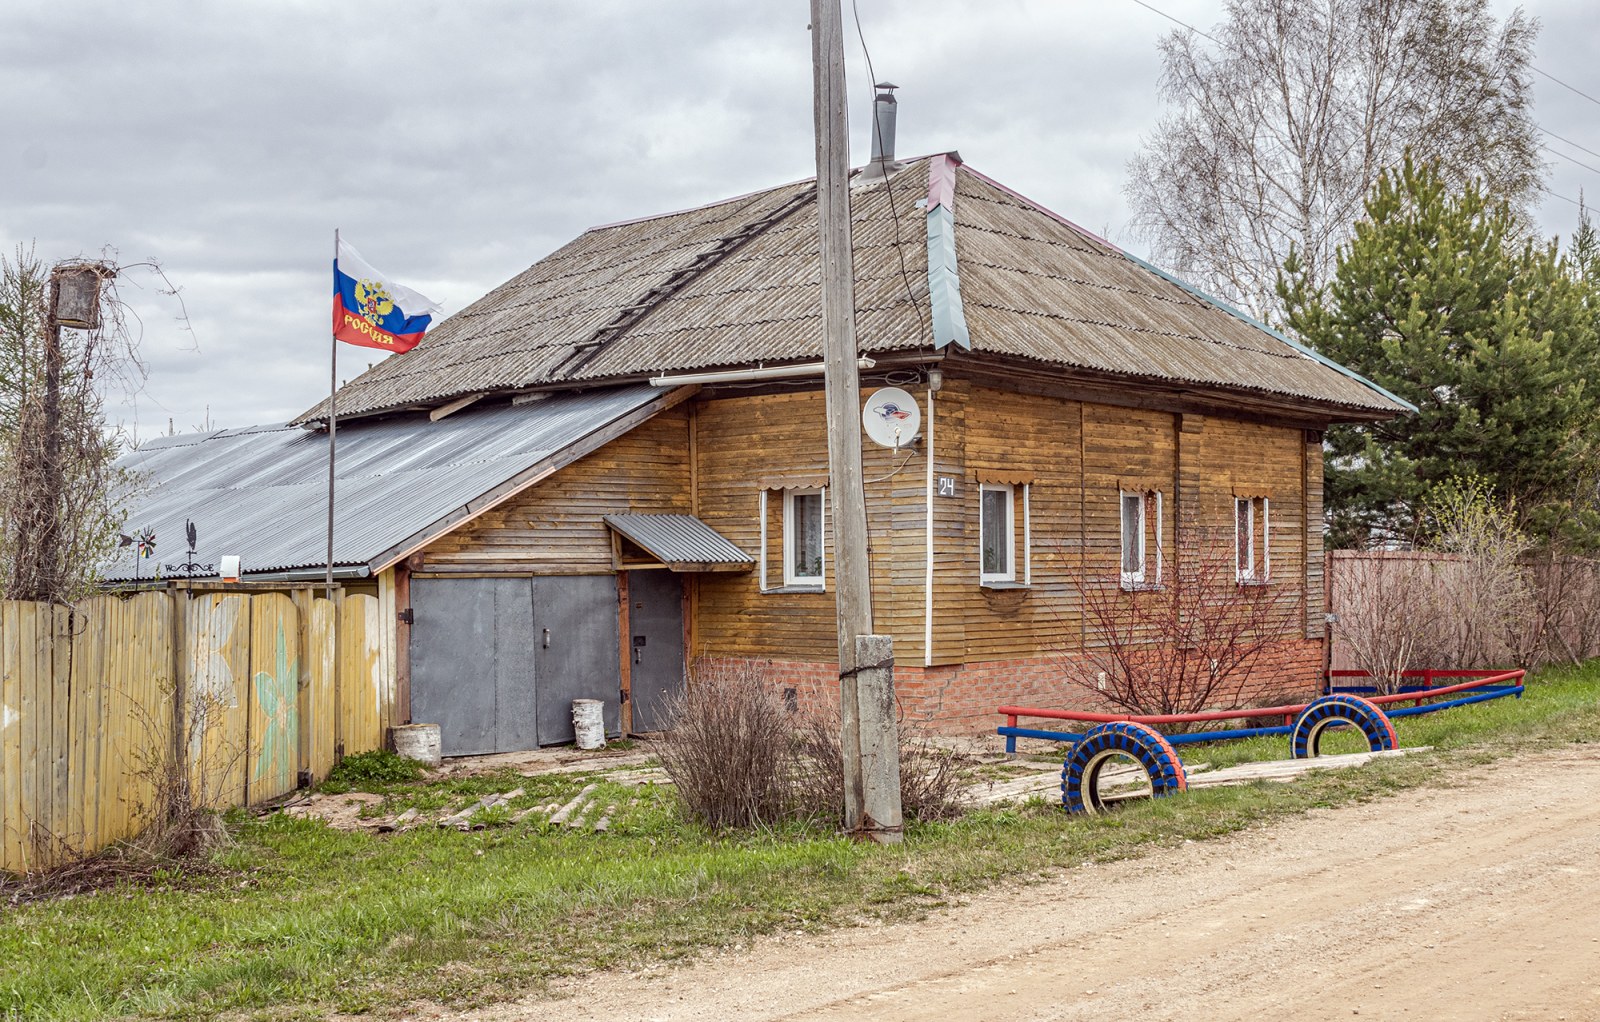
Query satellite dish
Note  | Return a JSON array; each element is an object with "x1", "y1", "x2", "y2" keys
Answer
[{"x1": 862, "y1": 387, "x2": 921, "y2": 449}]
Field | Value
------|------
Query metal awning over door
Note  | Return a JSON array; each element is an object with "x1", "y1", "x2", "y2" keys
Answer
[{"x1": 604, "y1": 514, "x2": 752, "y2": 572}]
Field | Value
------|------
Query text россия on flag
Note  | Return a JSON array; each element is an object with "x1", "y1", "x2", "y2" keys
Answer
[{"x1": 333, "y1": 239, "x2": 442, "y2": 353}]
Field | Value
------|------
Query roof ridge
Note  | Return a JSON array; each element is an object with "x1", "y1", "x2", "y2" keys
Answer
[{"x1": 548, "y1": 184, "x2": 820, "y2": 379}]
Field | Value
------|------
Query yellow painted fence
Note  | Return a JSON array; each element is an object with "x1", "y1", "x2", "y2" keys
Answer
[{"x1": 0, "y1": 588, "x2": 395, "y2": 873}]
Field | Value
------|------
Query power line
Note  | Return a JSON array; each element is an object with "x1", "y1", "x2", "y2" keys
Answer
[
  {"x1": 848, "y1": 0, "x2": 927, "y2": 340},
  {"x1": 1541, "y1": 127, "x2": 1600, "y2": 164},
  {"x1": 1533, "y1": 67, "x2": 1600, "y2": 110},
  {"x1": 1122, "y1": 0, "x2": 1598, "y2": 218},
  {"x1": 1541, "y1": 185, "x2": 1583, "y2": 209},
  {"x1": 1540, "y1": 143, "x2": 1600, "y2": 178},
  {"x1": 1128, "y1": 0, "x2": 1220, "y2": 44}
]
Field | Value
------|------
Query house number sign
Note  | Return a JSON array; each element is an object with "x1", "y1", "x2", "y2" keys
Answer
[{"x1": 937, "y1": 476, "x2": 958, "y2": 497}]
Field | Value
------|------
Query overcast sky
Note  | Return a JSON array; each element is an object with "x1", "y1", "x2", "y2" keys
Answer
[{"x1": 4, "y1": 0, "x2": 1597, "y2": 438}]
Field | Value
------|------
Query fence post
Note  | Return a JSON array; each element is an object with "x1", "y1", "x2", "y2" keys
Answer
[
  {"x1": 291, "y1": 588, "x2": 313, "y2": 787},
  {"x1": 167, "y1": 589, "x2": 188, "y2": 811}
]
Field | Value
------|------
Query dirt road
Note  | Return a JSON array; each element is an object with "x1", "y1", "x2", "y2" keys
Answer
[{"x1": 437, "y1": 747, "x2": 1600, "y2": 1021}]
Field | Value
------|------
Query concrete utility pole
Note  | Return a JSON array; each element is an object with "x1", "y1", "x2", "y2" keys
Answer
[{"x1": 809, "y1": 0, "x2": 903, "y2": 843}]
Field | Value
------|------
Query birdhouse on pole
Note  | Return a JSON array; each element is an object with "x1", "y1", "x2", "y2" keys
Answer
[{"x1": 51, "y1": 263, "x2": 112, "y2": 330}]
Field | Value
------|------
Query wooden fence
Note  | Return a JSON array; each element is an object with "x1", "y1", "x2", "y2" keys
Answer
[
  {"x1": 1326, "y1": 550, "x2": 1600, "y2": 673},
  {"x1": 0, "y1": 588, "x2": 396, "y2": 873}
]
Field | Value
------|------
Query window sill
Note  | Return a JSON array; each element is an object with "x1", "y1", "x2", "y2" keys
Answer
[
  {"x1": 980, "y1": 580, "x2": 1029, "y2": 591},
  {"x1": 764, "y1": 584, "x2": 826, "y2": 594},
  {"x1": 1120, "y1": 580, "x2": 1165, "y2": 593},
  {"x1": 1236, "y1": 577, "x2": 1272, "y2": 588}
]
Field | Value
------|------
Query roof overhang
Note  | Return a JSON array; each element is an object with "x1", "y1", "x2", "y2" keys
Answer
[{"x1": 604, "y1": 514, "x2": 753, "y2": 573}]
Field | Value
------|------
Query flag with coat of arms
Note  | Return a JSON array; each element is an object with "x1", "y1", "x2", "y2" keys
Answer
[{"x1": 332, "y1": 238, "x2": 442, "y2": 353}]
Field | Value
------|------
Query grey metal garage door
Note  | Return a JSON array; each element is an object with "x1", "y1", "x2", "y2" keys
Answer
[{"x1": 410, "y1": 575, "x2": 621, "y2": 755}]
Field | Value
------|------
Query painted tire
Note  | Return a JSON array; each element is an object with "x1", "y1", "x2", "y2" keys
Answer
[
  {"x1": 1060, "y1": 720, "x2": 1187, "y2": 814},
  {"x1": 1290, "y1": 694, "x2": 1396, "y2": 758}
]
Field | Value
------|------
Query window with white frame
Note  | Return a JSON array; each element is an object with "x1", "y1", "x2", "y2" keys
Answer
[
  {"x1": 1120, "y1": 490, "x2": 1163, "y2": 588},
  {"x1": 1235, "y1": 496, "x2": 1270, "y2": 582},
  {"x1": 783, "y1": 488, "x2": 825, "y2": 587},
  {"x1": 980, "y1": 484, "x2": 1016, "y2": 583}
]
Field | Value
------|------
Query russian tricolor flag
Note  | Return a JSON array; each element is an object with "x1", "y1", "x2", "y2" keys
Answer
[{"x1": 333, "y1": 238, "x2": 443, "y2": 353}]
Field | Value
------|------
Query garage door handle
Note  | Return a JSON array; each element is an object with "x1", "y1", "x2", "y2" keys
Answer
[{"x1": 542, "y1": 628, "x2": 550, "y2": 649}]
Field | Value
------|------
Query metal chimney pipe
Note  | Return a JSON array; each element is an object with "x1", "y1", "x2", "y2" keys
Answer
[{"x1": 869, "y1": 82, "x2": 898, "y2": 167}]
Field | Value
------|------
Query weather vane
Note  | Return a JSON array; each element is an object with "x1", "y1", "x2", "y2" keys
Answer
[
  {"x1": 119, "y1": 527, "x2": 158, "y2": 582},
  {"x1": 163, "y1": 518, "x2": 213, "y2": 576}
]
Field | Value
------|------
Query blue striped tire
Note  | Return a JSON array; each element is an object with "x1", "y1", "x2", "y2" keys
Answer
[
  {"x1": 1290, "y1": 694, "x2": 1396, "y2": 758},
  {"x1": 1060, "y1": 720, "x2": 1187, "y2": 814}
]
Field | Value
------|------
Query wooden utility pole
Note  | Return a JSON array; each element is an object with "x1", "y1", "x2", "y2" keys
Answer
[{"x1": 810, "y1": 0, "x2": 902, "y2": 843}]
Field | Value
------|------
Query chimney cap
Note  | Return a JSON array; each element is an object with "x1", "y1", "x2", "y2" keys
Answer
[{"x1": 875, "y1": 81, "x2": 899, "y2": 92}]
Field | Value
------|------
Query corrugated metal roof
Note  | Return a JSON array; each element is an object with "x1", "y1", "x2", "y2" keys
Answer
[
  {"x1": 603, "y1": 514, "x2": 753, "y2": 570},
  {"x1": 107, "y1": 385, "x2": 670, "y2": 581},
  {"x1": 299, "y1": 156, "x2": 1409, "y2": 424}
]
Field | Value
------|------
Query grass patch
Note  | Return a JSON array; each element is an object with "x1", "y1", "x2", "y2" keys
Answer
[
  {"x1": 318, "y1": 749, "x2": 424, "y2": 794},
  {"x1": 3, "y1": 665, "x2": 1596, "y2": 1021}
]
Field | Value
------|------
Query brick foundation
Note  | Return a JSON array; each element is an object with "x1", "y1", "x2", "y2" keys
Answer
[{"x1": 696, "y1": 639, "x2": 1325, "y2": 737}]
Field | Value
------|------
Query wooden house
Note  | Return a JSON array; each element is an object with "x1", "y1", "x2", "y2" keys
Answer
[{"x1": 114, "y1": 151, "x2": 1409, "y2": 754}]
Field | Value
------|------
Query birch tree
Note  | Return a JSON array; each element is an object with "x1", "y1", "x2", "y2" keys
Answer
[{"x1": 1126, "y1": 0, "x2": 1541, "y2": 320}]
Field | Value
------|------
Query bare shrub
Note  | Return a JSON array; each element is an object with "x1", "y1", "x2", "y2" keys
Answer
[
  {"x1": 1425, "y1": 479, "x2": 1535, "y2": 668},
  {"x1": 1071, "y1": 529, "x2": 1303, "y2": 717},
  {"x1": 663, "y1": 659, "x2": 973, "y2": 830},
  {"x1": 794, "y1": 705, "x2": 970, "y2": 825},
  {"x1": 1331, "y1": 553, "x2": 1455, "y2": 692},
  {"x1": 1530, "y1": 555, "x2": 1600, "y2": 665},
  {"x1": 657, "y1": 659, "x2": 798, "y2": 829},
  {"x1": 1332, "y1": 482, "x2": 1538, "y2": 687},
  {"x1": 126, "y1": 671, "x2": 236, "y2": 860}
]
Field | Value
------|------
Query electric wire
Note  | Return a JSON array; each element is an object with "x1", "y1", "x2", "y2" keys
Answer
[
  {"x1": 1540, "y1": 143, "x2": 1600, "y2": 179},
  {"x1": 1541, "y1": 185, "x2": 1583, "y2": 209},
  {"x1": 1533, "y1": 67, "x2": 1600, "y2": 110},
  {"x1": 849, "y1": 0, "x2": 929, "y2": 344},
  {"x1": 1128, "y1": 0, "x2": 1220, "y2": 44},
  {"x1": 1540, "y1": 127, "x2": 1600, "y2": 164},
  {"x1": 1125, "y1": 0, "x2": 1600, "y2": 218}
]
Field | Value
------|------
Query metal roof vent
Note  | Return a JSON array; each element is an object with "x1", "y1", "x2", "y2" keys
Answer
[{"x1": 861, "y1": 82, "x2": 900, "y2": 182}]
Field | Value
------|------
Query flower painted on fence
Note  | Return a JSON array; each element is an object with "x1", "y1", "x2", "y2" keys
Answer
[
  {"x1": 252, "y1": 622, "x2": 299, "y2": 785},
  {"x1": 189, "y1": 597, "x2": 244, "y2": 766}
]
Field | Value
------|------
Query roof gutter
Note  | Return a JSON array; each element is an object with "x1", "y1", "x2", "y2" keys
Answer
[
  {"x1": 240, "y1": 565, "x2": 373, "y2": 584},
  {"x1": 649, "y1": 359, "x2": 874, "y2": 388}
]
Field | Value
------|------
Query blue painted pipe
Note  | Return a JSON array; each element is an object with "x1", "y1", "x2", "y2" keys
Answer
[
  {"x1": 998, "y1": 725, "x2": 1087, "y2": 747},
  {"x1": 1385, "y1": 687, "x2": 1522, "y2": 718},
  {"x1": 1164, "y1": 724, "x2": 1293, "y2": 744}
]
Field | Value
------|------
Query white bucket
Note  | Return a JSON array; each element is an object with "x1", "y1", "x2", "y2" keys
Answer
[
  {"x1": 389, "y1": 723, "x2": 442, "y2": 767},
  {"x1": 572, "y1": 699, "x2": 607, "y2": 751}
]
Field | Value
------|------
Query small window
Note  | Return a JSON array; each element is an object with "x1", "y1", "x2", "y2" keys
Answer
[
  {"x1": 1120, "y1": 490, "x2": 1163, "y2": 588},
  {"x1": 980, "y1": 484, "x2": 1015, "y2": 583},
  {"x1": 784, "y1": 489, "x2": 825, "y2": 586},
  {"x1": 1235, "y1": 496, "x2": 1270, "y2": 582}
]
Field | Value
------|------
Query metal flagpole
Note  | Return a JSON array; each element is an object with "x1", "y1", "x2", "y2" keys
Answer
[{"x1": 327, "y1": 229, "x2": 339, "y2": 602}]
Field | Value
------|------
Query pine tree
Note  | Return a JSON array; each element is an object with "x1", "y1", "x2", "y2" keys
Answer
[{"x1": 1280, "y1": 157, "x2": 1600, "y2": 549}]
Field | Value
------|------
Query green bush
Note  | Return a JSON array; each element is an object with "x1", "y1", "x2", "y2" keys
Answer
[{"x1": 321, "y1": 749, "x2": 425, "y2": 792}]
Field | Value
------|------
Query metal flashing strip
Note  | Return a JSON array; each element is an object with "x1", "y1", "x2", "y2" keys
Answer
[{"x1": 925, "y1": 154, "x2": 971, "y2": 350}]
